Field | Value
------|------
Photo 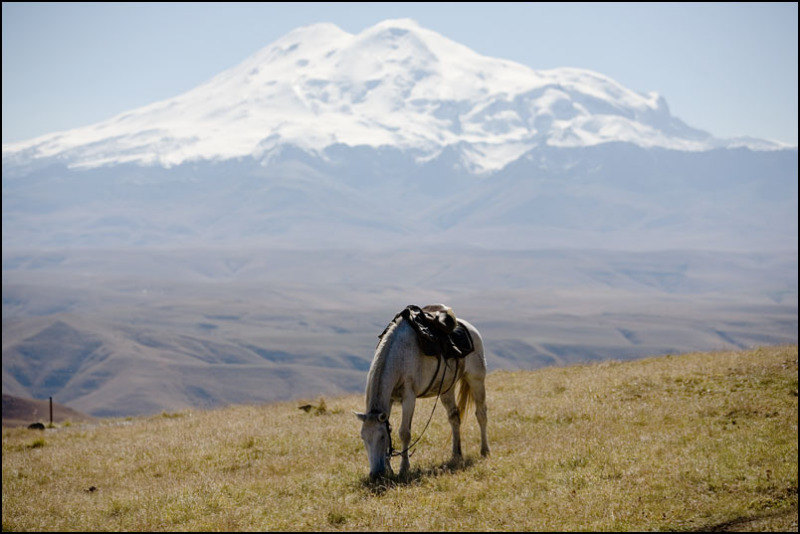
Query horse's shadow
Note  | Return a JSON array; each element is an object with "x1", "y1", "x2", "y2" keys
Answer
[{"x1": 359, "y1": 456, "x2": 477, "y2": 495}]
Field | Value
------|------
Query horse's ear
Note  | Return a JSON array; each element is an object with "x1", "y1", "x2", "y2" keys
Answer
[{"x1": 353, "y1": 411, "x2": 367, "y2": 421}]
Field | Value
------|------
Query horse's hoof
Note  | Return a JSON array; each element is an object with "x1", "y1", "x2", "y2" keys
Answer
[{"x1": 481, "y1": 447, "x2": 490, "y2": 457}]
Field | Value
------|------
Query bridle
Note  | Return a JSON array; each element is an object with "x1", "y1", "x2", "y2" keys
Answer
[{"x1": 384, "y1": 354, "x2": 462, "y2": 460}]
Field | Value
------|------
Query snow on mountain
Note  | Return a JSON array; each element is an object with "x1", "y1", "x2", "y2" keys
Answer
[{"x1": 2, "y1": 18, "x2": 789, "y2": 174}]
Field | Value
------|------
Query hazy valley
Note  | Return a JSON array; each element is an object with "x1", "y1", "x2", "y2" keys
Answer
[{"x1": 3, "y1": 247, "x2": 796, "y2": 417}]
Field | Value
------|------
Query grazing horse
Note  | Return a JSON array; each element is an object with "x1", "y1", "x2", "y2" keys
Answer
[{"x1": 355, "y1": 306, "x2": 490, "y2": 478}]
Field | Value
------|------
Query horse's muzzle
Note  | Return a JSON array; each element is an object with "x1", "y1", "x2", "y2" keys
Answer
[{"x1": 369, "y1": 454, "x2": 392, "y2": 479}]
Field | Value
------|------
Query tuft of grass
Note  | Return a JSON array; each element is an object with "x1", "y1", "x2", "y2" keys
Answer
[
  {"x1": 2, "y1": 345, "x2": 797, "y2": 531},
  {"x1": 159, "y1": 410, "x2": 189, "y2": 419},
  {"x1": 326, "y1": 510, "x2": 348, "y2": 526},
  {"x1": 27, "y1": 438, "x2": 46, "y2": 449},
  {"x1": 298, "y1": 397, "x2": 342, "y2": 416}
]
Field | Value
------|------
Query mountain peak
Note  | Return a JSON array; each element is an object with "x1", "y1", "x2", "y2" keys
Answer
[
  {"x1": 272, "y1": 21, "x2": 352, "y2": 46},
  {"x1": 2, "y1": 19, "x2": 788, "y2": 173},
  {"x1": 369, "y1": 17, "x2": 423, "y2": 31}
]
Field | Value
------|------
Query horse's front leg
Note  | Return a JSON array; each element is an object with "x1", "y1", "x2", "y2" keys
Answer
[{"x1": 399, "y1": 387, "x2": 416, "y2": 475}]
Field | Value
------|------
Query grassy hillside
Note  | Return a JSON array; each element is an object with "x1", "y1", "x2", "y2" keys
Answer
[{"x1": 2, "y1": 345, "x2": 797, "y2": 531}]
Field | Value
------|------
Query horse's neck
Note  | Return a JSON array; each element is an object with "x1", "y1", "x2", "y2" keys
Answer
[{"x1": 365, "y1": 320, "x2": 414, "y2": 413}]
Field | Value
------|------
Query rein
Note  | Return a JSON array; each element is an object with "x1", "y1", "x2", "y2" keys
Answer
[{"x1": 386, "y1": 354, "x2": 461, "y2": 460}]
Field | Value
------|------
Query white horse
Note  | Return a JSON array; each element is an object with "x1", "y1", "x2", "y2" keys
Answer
[{"x1": 354, "y1": 306, "x2": 490, "y2": 478}]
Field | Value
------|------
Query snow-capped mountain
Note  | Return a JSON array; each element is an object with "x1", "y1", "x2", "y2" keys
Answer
[
  {"x1": 2, "y1": 18, "x2": 789, "y2": 174},
  {"x1": 1, "y1": 19, "x2": 797, "y2": 417},
  {"x1": 2, "y1": 19, "x2": 797, "y2": 253}
]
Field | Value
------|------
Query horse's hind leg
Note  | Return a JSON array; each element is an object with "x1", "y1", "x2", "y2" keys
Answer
[
  {"x1": 467, "y1": 374, "x2": 490, "y2": 457},
  {"x1": 441, "y1": 388, "x2": 463, "y2": 462}
]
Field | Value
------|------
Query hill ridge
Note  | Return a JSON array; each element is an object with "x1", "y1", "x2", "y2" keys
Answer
[{"x1": 1, "y1": 393, "x2": 96, "y2": 427}]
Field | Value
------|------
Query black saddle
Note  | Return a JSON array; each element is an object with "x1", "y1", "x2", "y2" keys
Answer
[{"x1": 378, "y1": 304, "x2": 474, "y2": 360}]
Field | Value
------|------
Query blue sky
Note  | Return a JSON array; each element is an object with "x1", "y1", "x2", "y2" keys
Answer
[{"x1": 2, "y1": 2, "x2": 797, "y2": 145}]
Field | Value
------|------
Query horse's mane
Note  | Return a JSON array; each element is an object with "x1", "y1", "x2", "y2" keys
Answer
[{"x1": 365, "y1": 318, "x2": 403, "y2": 412}]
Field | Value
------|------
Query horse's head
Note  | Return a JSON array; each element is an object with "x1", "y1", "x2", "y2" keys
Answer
[{"x1": 354, "y1": 410, "x2": 391, "y2": 478}]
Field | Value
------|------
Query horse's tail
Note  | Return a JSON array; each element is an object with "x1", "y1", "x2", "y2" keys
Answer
[{"x1": 457, "y1": 374, "x2": 474, "y2": 418}]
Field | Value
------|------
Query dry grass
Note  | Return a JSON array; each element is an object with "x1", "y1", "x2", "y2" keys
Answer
[{"x1": 2, "y1": 345, "x2": 797, "y2": 531}]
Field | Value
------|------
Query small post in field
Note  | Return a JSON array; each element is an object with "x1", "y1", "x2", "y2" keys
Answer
[{"x1": 49, "y1": 396, "x2": 53, "y2": 425}]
